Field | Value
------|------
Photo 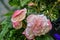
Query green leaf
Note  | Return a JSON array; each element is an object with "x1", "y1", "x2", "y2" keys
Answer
[
  {"x1": 0, "y1": 17, "x2": 12, "y2": 40},
  {"x1": 9, "y1": 30, "x2": 16, "y2": 37},
  {"x1": 9, "y1": 0, "x2": 19, "y2": 6},
  {"x1": 20, "y1": 0, "x2": 30, "y2": 7},
  {"x1": 4, "y1": 11, "x2": 13, "y2": 17},
  {"x1": 35, "y1": 34, "x2": 54, "y2": 40},
  {"x1": 9, "y1": 0, "x2": 31, "y2": 8},
  {"x1": 0, "y1": 24, "x2": 10, "y2": 40}
]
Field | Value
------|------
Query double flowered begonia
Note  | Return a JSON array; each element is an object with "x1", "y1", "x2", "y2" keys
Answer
[
  {"x1": 11, "y1": 8, "x2": 27, "y2": 29},
  {"x1": 23, "y1": 14, "x2": 52, "y2": 40}
]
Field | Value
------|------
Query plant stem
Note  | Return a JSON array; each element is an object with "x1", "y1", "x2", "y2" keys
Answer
[{"x1": 49, "y1": 2, "x2": 58, "y2": 18}]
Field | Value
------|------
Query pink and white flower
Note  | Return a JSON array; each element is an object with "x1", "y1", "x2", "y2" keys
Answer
[
  {"x1": 11, "y1": 8, "x2": 27, "y2": 29},
  {"x1": 23, "y1": 14, "x2": 52, "y2": 40}
]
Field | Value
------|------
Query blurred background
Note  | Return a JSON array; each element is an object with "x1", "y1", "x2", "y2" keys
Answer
[{"x1": 0, "y1": 0, "x2": 12, "y2": 22}]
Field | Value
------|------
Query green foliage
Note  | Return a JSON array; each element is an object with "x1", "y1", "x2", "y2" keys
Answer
[
  {"x1": 9, "y1": 0, "x2": 20, "y2": 6},
  {"x1": 0, "y1": 16, "x2": 12, "y2": 40},
  {"x1": 9, "y1": 0, "x2": 31, "y2": 8},
  {"x1": 0, "y1": 13, "x2": 26, "y2": 40},
  {"x1": 4, "y1": 11, "x2": 13, "y2": 16},
  {"x1": 35, "y1": 34, "x2": 54, "y2": 40},
  {"x1": 20, "y1": 0, "x2": 31, "y2": 7}
]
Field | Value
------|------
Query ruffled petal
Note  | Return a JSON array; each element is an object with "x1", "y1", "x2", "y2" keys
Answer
[{"x1": 23, "y1": 14, "x2": 52, "y2": 40}]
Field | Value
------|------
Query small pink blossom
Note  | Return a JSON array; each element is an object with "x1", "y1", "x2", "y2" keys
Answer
[
  {"x1": 28, "y1": 2, "x2": 36, "y2": 6},
  {"x1": 23, "y1": 14, "x2": 52, "y2": 40},
  {"x1": 12, "y1": 21, "x2": 22, "y2": 29},
  {"x1": 11, "y1": 8, "x2": 27, "y2": 29}
]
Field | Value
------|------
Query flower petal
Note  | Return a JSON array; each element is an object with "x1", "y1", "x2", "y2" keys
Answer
[
  {"x1": 11, "y1": 8, "x2": 27, "y2": 22},
  {"x1": 12, "y1": 21, "x2": 22, "y2": 29}
]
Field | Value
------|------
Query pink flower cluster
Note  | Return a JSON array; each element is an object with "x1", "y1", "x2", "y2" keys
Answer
[
  {"x1": 11, "y1": 8, "x2": 27, "y2": 29},
  {"x1": 23, "y1": 14, "x2": 52, "y2": 40},
  {"x1": 11, "y1": 8, "x2": 52, "y2": 40}
]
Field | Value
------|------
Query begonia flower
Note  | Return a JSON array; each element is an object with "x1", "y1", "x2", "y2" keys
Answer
[
  {"x1": 11, "y1": 8, "x2": 27, "y2": 29},
  {"x1": 23, "y1": 14, "x2": 52, "y2": 40}
]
